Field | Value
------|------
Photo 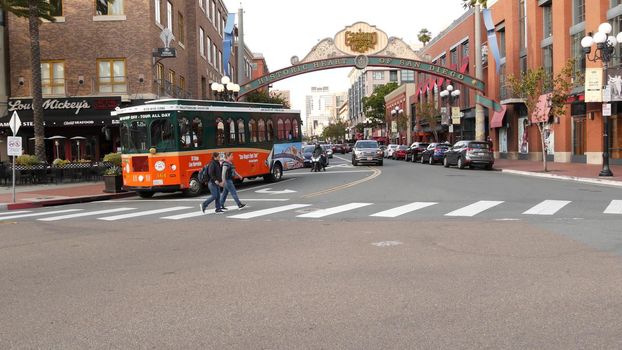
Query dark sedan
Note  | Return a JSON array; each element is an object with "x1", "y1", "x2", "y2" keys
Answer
[
  {"x1": 406, "y1": 142, "x2": 430, "y2": 162},
  {"x1": 443, "y1": 140, "x2": 494, "y2": 170},
  {"x1": 420, "y1": 143, "x2": 450, "y2": 164},
  {"x1": 332, "y1": 144, "x2": 346, "y2": 154}
]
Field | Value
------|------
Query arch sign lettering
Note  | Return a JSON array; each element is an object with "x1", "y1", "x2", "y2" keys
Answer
[{"x1": 239, "y1": 22, "x2": 485, "y2": 97}]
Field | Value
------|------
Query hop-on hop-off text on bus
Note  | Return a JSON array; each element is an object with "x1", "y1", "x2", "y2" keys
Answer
[{"x1": 112, "y1": 99, "x2": 304, "y2": 198}]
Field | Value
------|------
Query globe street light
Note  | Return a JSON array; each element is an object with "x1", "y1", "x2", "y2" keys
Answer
[
  {"x1": 441, "y1": 84, "x2": 461, "y2": 141},
  {"x1": 391, "y1": 106, "x2": 404, "y2": 144},
  {"x1": 581, "y1": 22, "x2": 622, "y2": 176},
  {"x1": 210, "y1": 75, "x2": 240, "y2": 101}
]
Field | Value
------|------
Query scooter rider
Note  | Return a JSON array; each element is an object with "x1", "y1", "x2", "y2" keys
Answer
[{"x1": 312, "y1": 142, "x2": 326, "y2": 171}]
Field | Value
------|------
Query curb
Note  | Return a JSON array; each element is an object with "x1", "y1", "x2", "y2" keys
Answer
[
  {"x1": 500, "y1": 169, "x2": 622, "y2": 187},
  {"x1": 4, "y1": 191, "x2": 137, "y2": 211}
]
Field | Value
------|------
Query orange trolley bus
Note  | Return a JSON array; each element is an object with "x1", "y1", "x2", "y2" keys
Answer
[{"x1": 112, "y1": 99, "x2": 304, "y2": 198}]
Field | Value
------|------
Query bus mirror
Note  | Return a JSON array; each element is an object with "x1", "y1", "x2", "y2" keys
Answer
[{"x1": 149, "y1": 147, "x2": 157, "y2": 154}]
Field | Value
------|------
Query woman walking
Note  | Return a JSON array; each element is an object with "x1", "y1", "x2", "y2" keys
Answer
[{"x1": 220, "y1": 152, "x2": 246, "y2": 209}]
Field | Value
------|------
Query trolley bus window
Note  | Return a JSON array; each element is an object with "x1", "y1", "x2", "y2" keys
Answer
[
  {"x1": 277, "y1": 119, "x2": 285, "y2": 140},
  {"x1": 285, "y1": 119, "x2": 292, "y2": 140},
  {"x1": 249, "y1": 119, "x2": 257, "y2": 143},
  {"x1": 128, "y1": 121, "x2": 147, "y2": 152},
  {"x1": 192, "y1": 117, "x2": 203, "y2": 148},
  {"x1": 292, "y1": 119, "x2": 299, "y2": 138},
  {"x1": 237, "y1": 119, "x2": 246, "y2": 144},
  {"x1": 227, "y1": 118, "x2": 236, "y2": 144},
  {"x1": 150, "y1": 119, "x2": 175, "y2": 151},
  {"x1": 258, "y1": 119, "x2": 266, "y2": 142},
  {"x1": 120, "y1": 122, "x2": 129, "y2": 153},
  {"x1": 179, "y1": 117, "x2": 192, "y2": 149},
  {"x1": 216, "y1": 118, "x2": 225, "y2": 146},
  {"x1": 267, "y1": 120, "x2": 274, "y2": 141}
]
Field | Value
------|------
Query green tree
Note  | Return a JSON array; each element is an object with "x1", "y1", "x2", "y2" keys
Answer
[
  {"x1": 244, "y1": 90, "x2": 291, "y2": 108},
  {"x1": 417, "y1": 28, "x2": 432, "y2": 47},
  {"x1": 361, "y1": 82, "x2": 399, "y2": 127},
  {"x1": 416, "y1": 102, "x2": 441, "y2": 142},
  {"x1": 507, "y1": 59, "x2": 577, "y2": 172},
  {"x1": 321, "y1": 121, "x2": 348, "y2": 142},
  {"x1": 461, "y1": 0, "x2": 487, "y2": 9},
  {"x1": 1, "y1": 1, "x2": 59, "y2": 162}
]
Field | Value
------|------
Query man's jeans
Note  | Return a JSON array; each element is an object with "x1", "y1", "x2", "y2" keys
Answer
[
  {"x1": 203, "y1": 181, "x2": 222, "y2": 210},
  {"x1": 220, "y1": 179, "x2": 242, "y2": 207}
]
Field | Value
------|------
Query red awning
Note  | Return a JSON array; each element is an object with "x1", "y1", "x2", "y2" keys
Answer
[{"x1": 490, "y1": 105, "x2": 507, "y2": 128}]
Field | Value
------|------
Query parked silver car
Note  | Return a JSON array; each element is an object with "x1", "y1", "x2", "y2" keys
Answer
[{"x1": 352, "y1": 140, "x2": 384, "y2": 166}]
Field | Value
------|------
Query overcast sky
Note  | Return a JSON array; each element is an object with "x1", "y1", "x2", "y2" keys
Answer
[{"x1": 222, "y1": 0, "x2": 469, "y2": 115}]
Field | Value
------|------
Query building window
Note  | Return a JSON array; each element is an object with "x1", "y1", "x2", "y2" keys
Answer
[
  {"x1": 96, "y1": 0, "x2": 123, "y2": 15},
  {"x1": 156, "y1": 63, "x2": 164, "y2": 95},
  {"x1": 542, "y1": 3, "x2": 552, "y2": 38},
  {"x1": 166, "y1": 1, "x2": 173, "y2": 30},
  {"x1": 199, "y1": 0, "x2": 204, "y2": 10},
  {"x1": 212, "y1": 43, "x2": 217, "y2": 67},
  {"x1": 543, "y1": 45, "x2": 553, "y2": 89},
  {"x1": 179, "y1": 76, "x2": 185, "y2": 94},
  {"x1": 612, "y1": 15, "x2": 622, "y2": 67},
  {"x1": 41, "y1": 61, "x2": 65, "y2": 95},
  {"x1": 199, "y1": 27, "x2": 205, "y2": 57},
  {"x1": 400, "y1": 70, "x2": 414, "y2": 82},
  {"x1": 450, "y1": 48, "x2": 458, "y2": 65},
  {"x1": 497, "y1": 27, "x2": 506, "y2": 58},
  {"x1": 519, "y1": 0, "x2": 526, "y2": 50},
  {"x1": 97, "y1": 59, "x2": 126, "y2": 93},
  {"x1": 389, "y1": 70, "x2": 398, "y2": 81},
  {"x1": 154, "y1": 0, "x2": 161, "y2": 24},
  {"x1": 168, "y1": 70, "x2": 175, "y2": 92},
  {"x1": 571, "y1": 31, "x2": 586, "y2": 81},
  {"x1": 218, "y1": 50, "x2": 222, "y2": 73},
  {"x1": 573, "y1": 0, "x2": 585, "y2": 24},
  {"x1": 207, "y1": 37, "x2": 212, "y2": 64},
  {"x1": 177, "y1": 12, "x2": 184, "y2": 44},
  {"x1": 372, "y1": 71, "x2": 384, "y2": 80},
  {"x1": 49, "y1": 0, "x2": 62, "y2": 16},
  {"x1": 210, "y1": 0, "x2": 215, "y2": 22}
]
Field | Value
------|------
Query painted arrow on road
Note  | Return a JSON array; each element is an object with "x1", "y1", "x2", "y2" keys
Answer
[{"x1": 255, "y1": 188, "x2": 297, "y2": 195}]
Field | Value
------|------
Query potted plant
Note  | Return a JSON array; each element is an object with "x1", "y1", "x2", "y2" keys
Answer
[{"x1": 102, "y1": 152, "x2": 124, "y2": 193}]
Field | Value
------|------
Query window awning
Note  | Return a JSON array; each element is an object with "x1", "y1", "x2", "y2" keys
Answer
[{"x1": 490, "y1": 105, "x2": 507, "y2": 128}]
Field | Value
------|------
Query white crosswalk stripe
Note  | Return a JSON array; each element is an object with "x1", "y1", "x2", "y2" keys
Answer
[
  {"x1": 228, "y1": 204, "x2": 311, "y2": 219},
  {"x1": 163, "y1": 205, "x2": 245, "y2": 220},
  {"x1": 445, "y1": 201, "x2": 504, "y2": 217},
  {"x1": 523, "y1": 200, "x2": 571, "y2": 215},
  {"x1": 297, "y1": 203, "x2": 372, "y2": 218},
  {"x1": 604, "y1": 200, "x2": 622, "y2": 214},
  {"x1": 370, "y1": 202, "x2": 438, "y2": 218},
  {"x1": 38, "y1": 208, "x2": 136, "y2": 221},
  {"x1": 0, "y1": 209, "x2": 81, "y2": 221},
  {"x1": 0, "y1": 210, "x2": 31, "y2": 216},
  {"x1": 98, "y1": 206, "x2": 191, "y2": 221}
]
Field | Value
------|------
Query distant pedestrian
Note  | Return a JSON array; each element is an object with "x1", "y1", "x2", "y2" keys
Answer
[
  {"x1": 220, "y1": 152, "x2": 246, "y2": 209},
  {"x1": 199, "y1": 152, "x2": 224, "y2": 214}
]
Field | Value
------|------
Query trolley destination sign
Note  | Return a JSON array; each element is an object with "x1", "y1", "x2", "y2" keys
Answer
[{"x1": 239, "y1": 55, "x2": 485, "y2": 96}]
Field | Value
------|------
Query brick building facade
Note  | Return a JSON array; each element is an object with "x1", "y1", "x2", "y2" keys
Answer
[{"x1": 2, "y1": 0, "x2": 240, "y2": 163}]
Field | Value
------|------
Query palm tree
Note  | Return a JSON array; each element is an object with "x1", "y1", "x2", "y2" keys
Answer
[
  {"x1": 461, "y1": 0, "x2": 487, "y2": 9},
  {"x1": 1, "y1": 1, "x2": 55, "y2": 162},
  {"x1": 417, "y1": 28, "x2": 431, "y2": 47}
]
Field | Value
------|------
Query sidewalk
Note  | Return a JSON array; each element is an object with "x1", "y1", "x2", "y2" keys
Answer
[
  {"x1": 0, "y1": 182, "x2": 136, "y2": 211},
  {"x1": 1, "y1": 159, "x2": 621, "y2": 211}
]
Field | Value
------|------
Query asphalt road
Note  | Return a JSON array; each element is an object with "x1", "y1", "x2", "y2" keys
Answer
[{"x1": 2, "y1": 154, "x2": 622, "y2": 349}]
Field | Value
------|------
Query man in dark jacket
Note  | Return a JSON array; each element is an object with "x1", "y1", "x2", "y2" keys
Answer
[{"x1": 200, "y1": 152, "x2": 224, "y2": 213}]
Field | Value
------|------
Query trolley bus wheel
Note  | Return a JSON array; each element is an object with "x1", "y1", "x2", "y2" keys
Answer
[
  {"x1": 183, "y1": 174, "x2": 203, "y2": 197},
  {"x1": 264, "y1": 162, "x2": 283, "y2": 183},
  {"x1": 137, "y1": 191, "x2": 155, "y2": 198}
]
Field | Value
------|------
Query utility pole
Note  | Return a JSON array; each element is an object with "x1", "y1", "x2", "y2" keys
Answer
[{"x1": 474, "y1": 3, "x2": 485, "y2": 141}]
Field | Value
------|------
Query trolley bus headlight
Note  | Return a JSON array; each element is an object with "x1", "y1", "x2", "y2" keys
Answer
[
  {"x1": 138, "y1": 175, "x2": 145, "y2": 182},
  {"x1": 170, "y1": 164, "x2": 177, "y2": 171}
]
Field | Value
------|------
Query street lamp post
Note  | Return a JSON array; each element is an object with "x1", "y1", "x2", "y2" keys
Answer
[
  {"x1": 581, "y1": 22, "x2": 622, "y2": 177},
  {"x1": 391, "y1": 106, "x2": 404, "y2": 144},
  {"x1": 440, "y1": 84, "x2": 461, "y2": 142},
  {"x1": 210, "y1": 75, "x2": 240, "y2": 101}
]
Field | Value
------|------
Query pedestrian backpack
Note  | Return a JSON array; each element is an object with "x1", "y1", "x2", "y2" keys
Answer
[{"x1": 198, "y1": 164, "x2": 210, "y2": 183}]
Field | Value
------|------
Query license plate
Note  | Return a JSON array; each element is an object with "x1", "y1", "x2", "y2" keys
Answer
[{"x1": 367, "y1": 157, "x2": 373, "y2": 161}]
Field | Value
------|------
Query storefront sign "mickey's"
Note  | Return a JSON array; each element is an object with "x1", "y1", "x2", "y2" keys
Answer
[{"x1": 9, "y1": 99, "x2": 91, "y2": 115}]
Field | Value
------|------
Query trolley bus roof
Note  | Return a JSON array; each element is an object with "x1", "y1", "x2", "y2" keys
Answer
[{"x1": 112, "y1": 99, "x2": 300, "y2": 116}]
